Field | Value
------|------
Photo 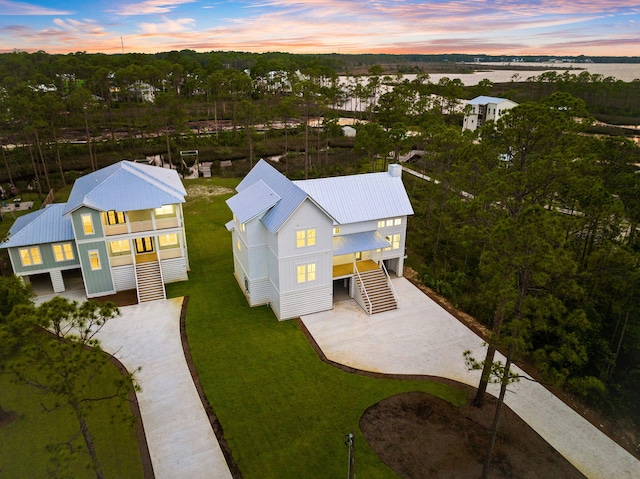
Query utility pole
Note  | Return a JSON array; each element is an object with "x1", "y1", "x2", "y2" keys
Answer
[{"x1": 345, "y1": 431, "x2": 354, "y2": 479}]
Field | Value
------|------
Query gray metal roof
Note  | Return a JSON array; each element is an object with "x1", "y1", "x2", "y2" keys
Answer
[
  {"x1": 466, "y1": 96, "x2": 517, "y2": 106},
  {"x1": 1, "y1": 203, "x2": 74, "y2": 248},
  {"x1": 226, "y1": 180, "x2": 280, "y2": 224},
  {"x1": 63, "y1": 161, "x2": 186, "y2": 215},
  {"x1": 235, "y1": 160, "x2": 309, "y2": 234},
  {"x1": 333, "y1": 231, "x2": 390, "y2": 255},
  {"x1": 294, "y1": 168, "x2": 414, "y2": 224}
]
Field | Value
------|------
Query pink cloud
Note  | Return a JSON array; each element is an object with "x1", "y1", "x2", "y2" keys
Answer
[
  {"x1": 115, "y1": 0, "x2": 196, "y2": 16},
  {"x1": 138, "y1": 17, "x2": 196, "y2": 34}
]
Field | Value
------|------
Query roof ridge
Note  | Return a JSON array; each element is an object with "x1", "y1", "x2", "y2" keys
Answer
[{"x1": 121, "y1": 161, "x2": 185, "y2": 201}]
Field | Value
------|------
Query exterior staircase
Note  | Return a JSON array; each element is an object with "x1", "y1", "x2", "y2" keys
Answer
[
  {"x1": 354, "y1": 268, "x2": 397, "y2": 314},
  {"x1": 135, "y1": 261, "x2": 166, "y2": 302}
]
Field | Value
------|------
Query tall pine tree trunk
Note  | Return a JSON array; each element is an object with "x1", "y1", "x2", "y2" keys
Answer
[
  {"x1": 1, "y1": 143, "x2": 14, "y2": 187},
  {"x1": 473, "y1": 311, "x2": 505, "y2": 407},
  {"x1": 84, "y1": 112, "x2": 95, "y2": 171},
  {"x1": 480, "y1": 344, "x2": 514, "y2": 479},
  {"x1": 34, "y1": 129, "x2": 51, "y2": 192},
  {"x1": 75, "y1": 407, "x2": 105, "y2": 479},
  {"x1": 51, "y1": 121, "x2": 66, "y2": 185}
]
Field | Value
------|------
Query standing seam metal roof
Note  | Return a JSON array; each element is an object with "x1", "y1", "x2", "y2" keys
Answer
[
  {"x1": 333, "y1": 231, "x2": 390, "y2": 255},
  {"x1": 1, "y1": 203, "x2": 74, "y2": 248},
  {"x1": 226, "y1": 180, "x2": 281, "y2": 224},
  {"x1": 63, "y1": 161, "x2": 186, "y2": 215},
  {"x1": 466, "y1": 96, "x2": 517, "y2": 105},
  {"x1": 293, "y1": 170, "x2": 414, "y2": 224},
  {"x1": 229, "y1": 160, "x2": 413, "y2": 234},
  {"x1": 235, "y1": 160, "x2": 310, "y2": 234}
]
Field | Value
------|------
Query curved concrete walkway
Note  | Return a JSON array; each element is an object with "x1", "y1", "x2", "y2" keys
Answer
[
  {"x1": 95, "y1": 297, "x2": 233, "y2": 479},
  {"x1": 301, "y1": 277, "x2": 640, "y2": 479}
]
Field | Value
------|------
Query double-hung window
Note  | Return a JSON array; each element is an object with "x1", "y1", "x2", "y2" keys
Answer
[
  {"x1": 19, "y1": 247, "x2": 42, "y2": 266},
  {"x1": 81, "y1": 214, "x2": 94, "y2": 235},
  {"x1": 296, "y1": 228, "x2": 316, "y2": 248},
  {"x1": 88, "y1": 250, "x2": 101, "y2": 270},
  {"x1": 53, "y1": 243, "x2": 74, "y2": 262},
  {"x1": 297, "y1": 263, "x2": 316, "y2": 283},
  {"x1": 385, "y1": 234, "x2": 401, "y2": 250}
]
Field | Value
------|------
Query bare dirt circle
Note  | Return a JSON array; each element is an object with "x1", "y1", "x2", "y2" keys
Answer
[{"x1": 360, "y1": 391, "x2": 586, "y2": 479}]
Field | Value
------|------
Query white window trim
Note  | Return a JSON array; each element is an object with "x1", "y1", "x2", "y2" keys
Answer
[
  {"x1": 155, "y1": 204, "x2": 175, "y2": 217},
  {"x1": 109, "y1": 240, "x2": 131, "y2": 256},
  {"x1": 53, "y1": 243, "x2": 75, "y2": 262},
  {"x1": 158, "y1": 233, "x2": 179, "y2": 248},
  {"x1": 296, "y1": 228, "x2": 316, "y2": 248},
  {"x1": 19, "y1": 246, "x2": 42, "y2": 267},
  {"x1": 297, "y1": 263, "x2": 316, "y2": 283},
  {"x1": 88, "y1": 250, "x2": 101, "y2": 270},
  {"x1": 81, "y1": 214, "x2": 95, "y2": 235}
]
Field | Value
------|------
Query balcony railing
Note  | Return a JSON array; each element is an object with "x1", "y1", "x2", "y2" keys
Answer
[
  {"x1": 104, "y1": 217, "x2": 180, "y2": 235},
  {"x1": 156, "y1": 217, "x2": 179, "y2": 230},
  {"x1": 104, "y1": 224, "x2": 128, "y2": 236}
]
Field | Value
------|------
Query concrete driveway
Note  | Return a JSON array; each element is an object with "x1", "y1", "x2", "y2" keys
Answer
[
  {"x1": 95, "y1": 297, "x2": 233, "y2": 479},
  {"x1": 301, "y1": 277, "x2": 640, "y2": 479}
]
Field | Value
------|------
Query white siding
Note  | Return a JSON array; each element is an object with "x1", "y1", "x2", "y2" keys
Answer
[
  {"x1": 337, "y1": 219, "x2": 379, "y2": 235},
  {"x1": 234, "y1": 255, "x2": 270, "y2": 306},
  {"x1": 232, "y1": 229, "x2": 250, "y2": 277},
  {"x1": 247, "y1": 246, "x2": 269, "y2": 280},
  {"x1": 267, "y1": 247, "x2": 280, "y2": 291},
  {"x1": 276, "y1": 200, "x2": 333, "y2": 256},
  {"x1": 246, "y1": 216, "x2": 267, "y2": 246},
  {"x1": 161, "y1": 257, "x2": 188, "y2": 283},
  {"x1": 112, "y1": 265, "x2": 136, "y2": 291},
  {"x1": 275, "y1": 284, "x2": 333, "y2": 320},
  {"x1": 269, "y1": 283, "x2": 282, "y2": 319},
  {"x1": 233, "y1": 255, "x2": 248, "y2": 293},
  {"x1": 277, "y1": 252, "x2": 332, "y2": 292},
  {"x1": 248, "y1": 278, "x2": 270, "y2": 306}
]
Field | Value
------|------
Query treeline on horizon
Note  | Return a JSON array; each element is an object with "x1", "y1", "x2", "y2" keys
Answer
[{"x1": 1, "y1": 50, "x2": 640, "y2": 80}]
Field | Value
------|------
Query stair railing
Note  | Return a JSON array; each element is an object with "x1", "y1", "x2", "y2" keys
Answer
[
  {"x1": 380, "y1": 261, "x2": 399, "y2": 305},
  {"x1": 354, "y1": 263, "x2": 373, "y2": 315}
]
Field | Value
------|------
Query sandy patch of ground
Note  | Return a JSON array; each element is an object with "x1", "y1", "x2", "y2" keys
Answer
[{"x1": 186, "y1": 185, "x2": 234, "y2": 199}]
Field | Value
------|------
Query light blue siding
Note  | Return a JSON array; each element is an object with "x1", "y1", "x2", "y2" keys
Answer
[
  {"x1": 71, "y1": 207, "x2": 104, "y2": 241},
  {"x1": 77, "y1": 242, "x2": 114, "y2": 296}
]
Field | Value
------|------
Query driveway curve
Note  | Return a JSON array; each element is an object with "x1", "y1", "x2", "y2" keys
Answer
[
  {"x1": 95, "y1": 297, "x2": 233, "y2": 479},
  {"x1": 300, "y1": 277, "x2": 640, "y2": 479}
]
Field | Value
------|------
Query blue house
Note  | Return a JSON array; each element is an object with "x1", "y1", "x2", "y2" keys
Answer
[
  {"x1": 1, "y1": 161, "x2": 189, "y2": 302},
  {"x1": 226, "y1": 160, "x2": 414, "y2": 320}
]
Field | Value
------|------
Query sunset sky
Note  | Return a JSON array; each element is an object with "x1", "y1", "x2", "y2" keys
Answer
[{"x1": 1, "y1": 0, "x2": 639, "y2": 56}]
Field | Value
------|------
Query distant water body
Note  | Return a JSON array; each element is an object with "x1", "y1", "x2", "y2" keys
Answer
[{"x1": 405, "y1": 62, "x2": 640, "y2": 86}]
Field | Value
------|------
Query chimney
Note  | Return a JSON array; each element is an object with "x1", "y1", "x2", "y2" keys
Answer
[{"x1": 389, "y1": 164, "x2": 402, "y2": 177}]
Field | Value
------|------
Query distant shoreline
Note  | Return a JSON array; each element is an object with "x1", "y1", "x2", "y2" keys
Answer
[{"x1": 338, "y1": 62, "x2": 580, "y2": 76}]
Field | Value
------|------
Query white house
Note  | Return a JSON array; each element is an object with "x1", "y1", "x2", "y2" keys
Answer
[
  {"x1": 342, "y1": 125, "x2": 357, "y2": 137},
  {"x1": 462, "y1": 96, "x2": 518, "y2": 132},
  {"x1": 225, "y1": 160, "x2": 414, "y2": 320},
  {"x1": 1, "y1": 161, "x2": 189, "y2": 303}
]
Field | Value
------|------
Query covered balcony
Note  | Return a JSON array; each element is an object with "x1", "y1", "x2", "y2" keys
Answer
[{"x1": 102, "y1": 205, "x2": 181, "y2": 236}]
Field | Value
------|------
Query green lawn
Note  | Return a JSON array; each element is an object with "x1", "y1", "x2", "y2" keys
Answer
[
  {"x1": 1, "y1": 186, "x2": 144, "y2": 479},
  {"x1": 168, "y1": 177, "x2": 468, "y2": 479},
  {"x1": 0, "y1": 353, "x2": 144, "y2": 479}
]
